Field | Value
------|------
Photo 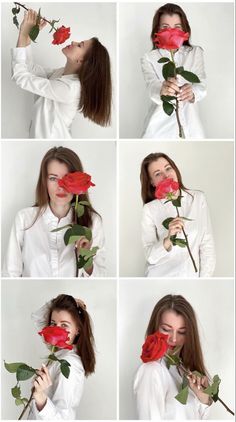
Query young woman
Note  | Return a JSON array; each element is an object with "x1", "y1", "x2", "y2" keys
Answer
[
  {"x1": 29, "y1": 294, "x2": 95, "y2": 419},
  {"x1": 12, "y1": 9, "x2": 112, "y2": 139},
  {"x1": 141, "y1": 3, "x2": 206, "y2": 139},
  {"x1": 140, "y1": 152, "x2": 215, "y2": 277},
  {"x1": 2, "y1": 146, "x2": 106, "y2": 277},
  {"x1": 134, "y1": 294, "x2": 212, "y2": 419}
]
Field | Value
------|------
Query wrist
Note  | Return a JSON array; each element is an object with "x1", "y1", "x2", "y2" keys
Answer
[
  {"x1": 163, "y1": 237, "x2": 172, "y2": 252},
  {"x1": 17, "y1": 32, "x2": 31, "y2": 47},
  {"x1": 34, "y1": 392, "x2": 47, "y2": 411}
]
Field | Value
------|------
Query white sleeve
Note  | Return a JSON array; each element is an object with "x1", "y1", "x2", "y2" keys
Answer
[
  {"x1": 196, "y1": 399, "x2": 211, "y2": 420},
  {"x1": 11, "y1": 47, "x2": 80, "y2": 103},
  {"x1": 191, "y1": 46, "x2": 207, "y2": 103},
  {"x1": 198, "y1": 194, "x2": 216, "y2": 277},
  {"x1": 2, "y1": 211, "x2": 24, "y2": 277},
  {"x1": 134, "y1": 364, "x2": 166, "y2": 420},
  {"x1": 79, "y1": 214, "x2": 106, "y2": 278},
  {"x1": 141, "y1": 204, "x2": 175, "y2": 266},
  {"x1": 12, "y1": 45, "x2": 54, "y2": 78},
  {"x1": 31, "y1": 359, "x2": 85, "y2": 420},
  {"x1": 141, "y1": 54, "x2": 162, "y2": 105}
]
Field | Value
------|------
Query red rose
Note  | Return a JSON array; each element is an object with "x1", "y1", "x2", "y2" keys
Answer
[
  {"x1": 52, "y1": 26, "x2": 71, "y2": 45},
  {"x1": 155, "y1": 178, "x2": 180, "y2": 200},
  {"x1": 141, "y1": 332, "x2": 169, "y2": 363},
  {"x1": 38, "y1": 326, "x2": 73, "y2": 350},
  {"x1": 58, "y1": 171, "x2": 95, "y2": 195},
  {"x1": 153, "y1": 28, "x2": 189, "y2": 50}
]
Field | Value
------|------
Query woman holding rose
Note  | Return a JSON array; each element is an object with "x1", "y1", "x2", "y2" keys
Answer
[
  {"x1": 28, "y1": 294, "x2": 95, "y2": 419},
  {"x1": 140, "y1": 152, "x2": 215, "y2": 277},
  {"x1": 134, "y1": 294, "x2": 212, "y2": 419},
  {"x1": 12, "y1": 9, "x2": 112, "y2": 139},
  {"x1": 141, "y1": 3, "x2": 206, "y2": 139},
  {"x1": 2, "y1": 146, "x2": 106, "y2": 277}
]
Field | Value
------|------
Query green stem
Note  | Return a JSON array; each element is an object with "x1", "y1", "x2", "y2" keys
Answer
[
  {"x1": 14, "y1": 3, "x2": 52, "y2": 25},
  {"x1": 175, "y1": 206, "x2": 198, "y2": 273},
  {"x1": 74, "y1": 195, "x2": 79, "y2": 278},
  {"x1": 217, "y1": 397, "x2": 234, "y2": 416},
  {"x1": 169, "y1": 49, "x2": 185, "y2": 139}
]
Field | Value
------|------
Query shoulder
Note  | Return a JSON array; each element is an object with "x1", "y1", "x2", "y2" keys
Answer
[
  {"x1": 143, "y1": 199, "x2": 160, "y2": 214},
  {"x1": 141, "y1": 49, "x2": 161, "y2": 64},
  {"x1": 185, "y1": 45, "x2": 205, "y2": 57},
  {"x1": 58, "y1": 349, "x2": 85, "y2": 377},
  {"x1": 14, "y1": 207, "x2": 38, "y2": 223},
  {"x1": 185, "y1": 190, "x2": 208, "y2": 208},
  {"x1": 91, "y1": 212, "x2": 103, "y2": 227},
  {"x1": 134, "y1": 360, "x2": 167, "y2": 387}
]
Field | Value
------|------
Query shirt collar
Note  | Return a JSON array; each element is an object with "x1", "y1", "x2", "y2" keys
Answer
[{"x1": 42, "y1": 204, "x2": 73, "y2": 225}]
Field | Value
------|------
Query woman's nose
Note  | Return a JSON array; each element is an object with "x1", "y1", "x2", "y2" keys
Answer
[{"x1": 170, "y1": 331, "x2": 177, "y2": 342}]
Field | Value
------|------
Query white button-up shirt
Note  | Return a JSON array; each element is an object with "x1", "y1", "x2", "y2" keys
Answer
[
  {"x1": 11, "y1": 45, "x2": 80, "y2": 139},
  {"x1": 134, "y1": 360, "x2": 210, "y2": 420},
  {"x1": 141, "y1": 46, "x2": 206, "y2": 139},
  {"x1": 2, "y1": 206, "x2": 106, "y2": 277},
  {"x1": 141, "y1": 190, "x2": 216, "y2": 277}
]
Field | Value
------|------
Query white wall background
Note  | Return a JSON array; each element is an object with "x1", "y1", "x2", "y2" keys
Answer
[
  {"x1": 119, "y1": 2, "x2": 234, "y2": 139},
  {"x1": 1, "y1": 141, "x2": 117, "y2": 276},
  {"x1": 119, "y1": 278, "x2": 235, "y2": 420},
  {"x1": 1, "y1": 278, "x2": 117, "y2": 420},
  {"x1": 1, "y1": 2, "x2": 116, "y2": 139},
  {"x1": 119, "y1": 141, "x2": 234, "y2": 277}
]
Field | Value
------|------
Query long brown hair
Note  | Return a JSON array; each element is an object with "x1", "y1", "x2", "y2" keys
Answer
[
  {"x1": 78, "y1": 37, "x2": 112, "y2": 126},
  {"x1": 34, "y1": 146, "x2": 98, "y2": 227},
  {"x1": 140, "y1": 152, "x2": 188, "y2": 204},
  {"x1": 146, "y1": 294, "x2": 208, "y2": 375},
  {"x1": 47, "y1": 294, "x2": 96, "y2": 376},
  {"x1": 151, "y1": 3, "x2": 192, "y2": 49}
]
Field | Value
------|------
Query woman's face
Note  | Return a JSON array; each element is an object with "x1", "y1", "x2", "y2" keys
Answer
[
  {"x1": 159, "y1": 310, "x2": 186, "y2": 352},
  {"x1": 62, "y1": 39, "x2": 93, "y2": 63},
  {"x1": 47, "y1": 159, "x2": 73, "y2": 206},
  {"x1": 50, "y1": 309, "x2": 79, "y2": 344},
  {"x1": 159, "y1": 13, "x2": 183, "y2": 30},
  {"x1": 147, "y1": 157, "x2": 178, "y2": 187}
]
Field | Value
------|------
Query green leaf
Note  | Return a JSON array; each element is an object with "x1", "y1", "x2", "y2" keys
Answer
[
  {"x1": 203, "y1": 374, "x2": 221, "y2": 401},
  {"x1": 162, "y1": 61, "x2": 176, "y2": 80},
  {"x1": 11, "y1": 385, "x2": 21, "y2": 399},
  {"x1": 76, "y1": 204, "x2": 85, "y2": 218},
  {"x1": 83, "y1": 227, "x2": 92, "y2": 241},
  {"x1": 79, "y1": 246, "x2": 99, "y2": 259},
  {"x1": 180, "y1": 70, "x2": 200, "y2": 83},
  {"x1": 60, "y1": 362, "x2": 70, "y2": 378},
  {"x1": 51, "y1": 224, "x2": 73, "y2": 233},
  {"x1": 4, "y1": 361, "x2": 25, "y2": 373},
  {"x1": 36, "y1": 8, "x2": 41, "y2": 25},
  {"x1": 171, "y1": 238, "x2": 187, "y2": 248},
  {"x1": 165, "y1": 353, "x2": 181, "y2": 368},
  {"x1": 161, "y1": 95, "x2": 176, "y2": 102},
  {"x1": 67, "y1": 235, "x2": 84, "y2": 244},
  {"x1": 12, "y1": 7, "x2": 20, "y2": 14},
  {"x1": 58, "y1": 359, "x2": 71, "y2": 367},
  {"x1": 163, "y1": 101, "x2": 174, "y2": 116},
  {"x1": 176, "y1": 66, "x2": 184, "y2": 74},
  {"x1": 192, "y1": 370, "x2": 204, "y2": 378},
  {"x1": 175, "y1": 386, "x2": 189, "y2": 404},
  {"x1": 182, "y1": 375, "x2": 189, "y2": 389},
  {"x1": 13, "y1": 15, "x2": 19, "y2": 29},
  {"x1": 49, "y1": 19, "x2": 60, "y2": 33},
  {"x1": 162, "y1": 217, "x2": 174, "y2": 230},
  {"x1": 77, "y1": 255, "x2": 87, "y2": 269},
  {"x1": 48, "y1": 354, "x2": 59, "y2": 362},
  {"x1": 15, "y1": 398, "x2": 24, "y2": 406},
  {"x1": 171, "y1": 195, "x2": 182, "y2": 207},
  {"x1": 16, "y1": 364, "x2": 36, "y2": 381},
  {"x1": 29, "y1": 25, "x2": 40, "y2": 42},
  {"x1": 64, "y1": 225, "x2": 85, "y2": 245},
  {"x1": 158, "y1": 57, "x2": 170, "y2": 63},
  {"x1": 84, "y1": 256, "x2": 93, "y2": 270},
  {"x1": 79, "y1": 201, "x2": 90, "y2": 206}
]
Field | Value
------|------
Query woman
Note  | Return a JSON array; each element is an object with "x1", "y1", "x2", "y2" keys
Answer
[
  {"x1": 2, "y1": 146, "x2": 106, "y2": 277},
  {"x1": 134, "y1": 294, "x2": 212, "y2": 419},
  {"x1": 140, "y1": 152, "x2": 215, "y2": 277},
  {"x1": 29, "y1": 294, "x2": 95, "y2": 419},
  {"x1": 141, "y1": 3, "x2": 206, "y2": 139},
  {"x1": 12, "y1": 9, "x2": 112, "y2": 139}
]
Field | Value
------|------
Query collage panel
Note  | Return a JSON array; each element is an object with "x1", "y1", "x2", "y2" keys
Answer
[
  {"x1": 119, "y1": 2, "x2": 234, "y2": 140},
  {"x1": 1, "y1": 278, "x2": 117, "y2": 420},
  {"x1": 119, "y1": 141, "x2": 234, "y2": 278},
  {"x1": 1, "y1": 2, "x2": 116, "y2": 139},
  {"x1": 1, "y1": 141, "x2": 117, "y2": 278},
  {"x1": 119, "y1": 278, "x2": 234, "y2": 420}
]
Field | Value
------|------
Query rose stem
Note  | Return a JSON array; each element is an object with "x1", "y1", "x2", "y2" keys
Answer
[
  {"x1": 175, "y1": 206, "x2": 198, "y2": 272},
  {"x1": 217, "y1": 398, "x2": 234, "y2": 416},
  {"x1": 170, "y1": 50, "x2": 185, "y2": 139},
  {"x1": 14, "y1": 2, "x2": 52, "y2": 25},
  {"x1": 74, "y1": 195, "x2": 79, "y2": 278}
]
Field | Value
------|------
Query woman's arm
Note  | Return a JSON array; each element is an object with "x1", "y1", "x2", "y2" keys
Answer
[
  {"x1": 198, "y1": 193, "x2": 216, "y2": 277},
  {"x1": 190, "y1": 46, "x2": 207, "y2": 103},
  {"x1": 2, "y1": 211, "x2": 24, "y2": 277}
]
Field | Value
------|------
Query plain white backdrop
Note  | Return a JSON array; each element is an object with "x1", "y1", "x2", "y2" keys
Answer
[
  {"x1": 1, "y1": 278, "x2": 117, "y2": 420},
  {"x1": 119, "y1": 141, "x2": 234, "y2": 277},
  {"x1": 1, "y1": 141, "x2": 117, "y2": 276},
  {"x1": 119, "y1": 2, "x2": 234, "y2": 139},
  {"x1": 119, "y1": 278, "x2": 235, "y2": 420},
  {"x1": 1, "y1": 2, "x2": 116, "y2": 139}
]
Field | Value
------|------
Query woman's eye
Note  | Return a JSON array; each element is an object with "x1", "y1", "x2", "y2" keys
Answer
[
  {"x1": 161, "y1": 327, "x2": 170, "y2": 333},
  {"x1": 48, "y1": 176, "x2": 57, "y2": 182}
]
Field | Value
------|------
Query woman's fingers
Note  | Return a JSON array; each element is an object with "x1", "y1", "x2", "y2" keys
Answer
[{"x1": 178, "y1": 83, "x2": 194, "y2": 102}]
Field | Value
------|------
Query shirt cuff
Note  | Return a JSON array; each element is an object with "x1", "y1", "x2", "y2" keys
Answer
[
  {"x1": 11, "y1": 46, "x2": 29, "y2": 63},
  {"x1": 32, "y1": 397, "x2": 57, "y2": 420}
]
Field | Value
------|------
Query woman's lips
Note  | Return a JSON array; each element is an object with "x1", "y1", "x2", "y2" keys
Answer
[{"x1": 56, "y1": 193, "x2": 67, "y2": 198}]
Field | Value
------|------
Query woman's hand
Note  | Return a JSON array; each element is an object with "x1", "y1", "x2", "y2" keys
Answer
[
  {"x1": 160, "y1": 77, "x2": 180, "y2": 97},
  {"x1": 17, "y1": 9, "x2": 47, "y2": 47},
  {"x1": 177, "y1": 83, "x2": 195, "y2": 103},
  {"x1": 163, "y1": 217, "x2": 184, "y2": 251},
  {"x1": 75, "y1": 236, "x2": 93, "y2": 275},
  {"x1": 187, "y1": 373, "x2": 212, "y2": 405},
  {"x1": 33, "y1": 364, "x2": 52, "y2": 411}
]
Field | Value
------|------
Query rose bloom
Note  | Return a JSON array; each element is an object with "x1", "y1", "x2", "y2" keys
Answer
[
  {"x1": 52, "y1": 26, "x2": 71, "y2": 45},
  {"x1": 38, "y1": 326, "x2": 73, "y2": 350},
  {"x1": 141, "y1": 332, "x2": 169, "y2": 363},
  {"x1": 58, "y1": 171, "x2": 95, "y2": 195},
  {"x1": 153, "y1": 28, "x2": 189, "y2": 50},
  {"x1": 155, "y1": 178, "x2": 180, "y2": 200}
]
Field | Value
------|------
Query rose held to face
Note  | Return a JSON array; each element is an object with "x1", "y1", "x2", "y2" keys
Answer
[
  {"x1": 155, "y1": 178, "x2": 179, "y2": 199},
  {"x1": 141, "y1": 332, "x2": 169, "y2": 363},
  {"x1": 153, "y1": 28, "x2": 189, "y2": 50},
  {"x1": 38, "y1": 326, "x2": 73, "y2": 350},
  {"x1": 52, "y1": 26, "x2": 71, "y2": 45},
  {"x1": 58, "y1": 171, "x2": 95, "y2": 195}
]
